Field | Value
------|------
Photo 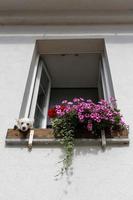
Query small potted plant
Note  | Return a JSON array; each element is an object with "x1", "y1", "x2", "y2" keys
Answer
[{"x1": 48, "y1": 98, "x2": 127, "y2": 175}]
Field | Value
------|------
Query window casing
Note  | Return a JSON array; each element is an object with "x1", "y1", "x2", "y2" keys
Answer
[{"x1": 20, "y1": 39, "x2": 115, "y2": 128}]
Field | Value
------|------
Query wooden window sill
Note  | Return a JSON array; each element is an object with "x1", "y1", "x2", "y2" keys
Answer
[{"x1": 6, "y1": 128, "x2": 129, "y2": 146}]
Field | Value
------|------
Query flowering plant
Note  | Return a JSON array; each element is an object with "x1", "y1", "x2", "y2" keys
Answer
[{"x1": 48, "y1": 98, "x2": 126, "y2": 174}]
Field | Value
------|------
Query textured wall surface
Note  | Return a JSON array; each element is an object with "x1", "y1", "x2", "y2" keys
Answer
[{"x1": 0, "y1": 25, "x2": 133, "y2": 200}]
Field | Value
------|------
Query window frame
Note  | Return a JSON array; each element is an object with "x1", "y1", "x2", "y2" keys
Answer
[
  {"x1": 21, "y1": 56, "x2": 51, "y2": 128},
  {"x1": 20, "y1": 39, "x2": 115, "y2": 128},
  {"x1": 29, "y1": 59, "x2": 51, "y2": 128},
  {"x1": 100, "y1": 52, "x2": 116, "y2": 108}
]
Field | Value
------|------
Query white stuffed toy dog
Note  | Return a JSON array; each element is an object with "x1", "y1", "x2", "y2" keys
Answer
[{"x1": 14, "y1": 118, "x2": 34, "y2": 133}]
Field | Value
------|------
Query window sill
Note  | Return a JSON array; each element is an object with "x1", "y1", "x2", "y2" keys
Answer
[{"x1": 6, "y1": 128, "x2": 129, "y2": 146}]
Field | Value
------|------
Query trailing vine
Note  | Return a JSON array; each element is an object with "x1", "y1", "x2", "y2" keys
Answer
[{"x1": 51, "y1": 111, "x2": 78, "y2": 175}]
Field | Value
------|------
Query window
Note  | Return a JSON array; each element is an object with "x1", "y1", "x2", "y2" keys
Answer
[
  {"x1": 20, "y1": 39, "x2": 115, "y2": 128},
  {"x1": 29, "y1": 59, "x2": 51, "y2": 128}
]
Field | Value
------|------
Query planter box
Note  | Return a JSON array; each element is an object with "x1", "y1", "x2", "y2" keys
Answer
[{"x1": 5, "y1": 128, "x2": 129, "y2": 146}]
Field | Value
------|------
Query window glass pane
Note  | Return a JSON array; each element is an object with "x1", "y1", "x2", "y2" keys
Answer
[
  {"x1": 98, "y1": 72, "x2": 104, "y2": 99},
  {"x1": 36, "y1": 67, "x2": 49, "y2": 112},
  {"x1": 40, "y1": 67, "x2": 49, "y2": 91},
  {"x1": 34, "y1": 66, "x2": 50, "y2": 128},
  {"x1": 36, "y1": 85, "x2": 46, "y2": 112},
  {"x1": 34, "y1": 105, "x2": 44, "y2": 128}
]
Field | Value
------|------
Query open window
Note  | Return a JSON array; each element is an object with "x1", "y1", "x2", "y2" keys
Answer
[
  {"x1": 6, "y1": 39, "x2": 128, "y2": 147},
  {"x1": 29, "y1": 59, "x2": 51, "y2": 128},
  {"x1": 20, "y1": 39, "x2": 115, "y2": 128},
  {"x1": 44, "y1": 53, "x2": 103, "y2": 127}
]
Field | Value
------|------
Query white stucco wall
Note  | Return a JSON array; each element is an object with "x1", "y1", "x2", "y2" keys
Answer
[{"x1": 0, "y1": 25, "x2": 133, "y2": 200}]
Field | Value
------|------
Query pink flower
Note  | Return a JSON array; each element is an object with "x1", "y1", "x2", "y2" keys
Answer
[
  {"x1": 55, "y1": 105, "x2": 61, "y2": 109},
  {"x1": 78, "y1": 114, "x2": 84, "y2": 122},
  {"x1": 62, "y1": 100, "x2": 68, "y2": 104},
  {"x1": 73, "y1": 98, "x2": 80, "y2": 103},
  {"x1": 65, "y1": 106, "x2": 71, "y2": 113},
  {"x1": 87, "y1": 99, "x2": 92, "y2": 103},
  {"x1": 120, "y1": 117, "x2": 126, "y2": 126},
  {"x1": 85, "y1": 114, "x2": 90, "y2": 118},
  {"x1": 79, "y1": 97, "x2": 84, "y2": 101},
  {"x1": 68, "y1": 102, "x2": 73, "y2": 105}
]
